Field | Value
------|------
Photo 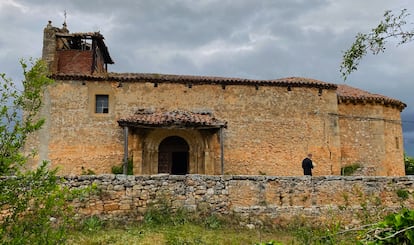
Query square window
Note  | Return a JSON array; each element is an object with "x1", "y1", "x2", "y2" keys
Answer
[{"x1": 96, "y1": 95, "x2": 109, "y2": 113}]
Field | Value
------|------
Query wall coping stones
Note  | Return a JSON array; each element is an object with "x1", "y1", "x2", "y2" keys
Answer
[{"x1": 57, "y1": 174, "x2": 414, "y2": 182}]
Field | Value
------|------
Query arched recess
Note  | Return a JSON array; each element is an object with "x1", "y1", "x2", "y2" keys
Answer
[
  {"x1": 142, "y1": 129, "x2": 213, "y2": 174},
  {"x1": 158, "y1": 136, "x2": 189, "y2": 175}
]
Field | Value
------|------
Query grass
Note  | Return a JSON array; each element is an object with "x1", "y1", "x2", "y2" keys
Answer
[
  {"x1": 65, "y1": 200, "x2": 361, "y2": 244},
  {"x1": 66, "y1": 222, "x2": 296, "y2": 245}
]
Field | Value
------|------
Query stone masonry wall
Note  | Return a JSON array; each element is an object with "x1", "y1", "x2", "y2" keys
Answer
[
  {"x1": 31, "y1": 79, "x2": 342, "y2": 176},
  {"x1": 338, "y1": 103, "x2": 404, "y2": 176},
  {"x1": 383, "y1": 106, "x2": 405, "y2": 175},
  {"x1": 66, "y1": 174, "x2": 414, "y2": 227}
]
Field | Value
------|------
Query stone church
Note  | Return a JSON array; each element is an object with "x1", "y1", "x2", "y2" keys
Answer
[{"x1": 26, "y1": 21, "x2": 407, "y2": 176}]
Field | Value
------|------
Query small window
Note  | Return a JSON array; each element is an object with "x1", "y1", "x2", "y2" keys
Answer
[{"x1": 96, "y1": 95, "x2": 109, "y2": 113}]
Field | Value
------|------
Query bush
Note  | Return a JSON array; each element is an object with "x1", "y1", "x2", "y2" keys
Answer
[
  {"x1": 396, "y1": 189, "x2": 409, "y2": 200},
  {"x1": 203, "y1": 214, "x2": 222, "y2": 229},
  {"x1": 111, "y1": 158, "x2": 133, "y2": 175},
  {"x1": 0, "y1": 162, "x2": 75, "y2": 244},
  {"x1": 405, "y1": 154, "x2": 414, "y2": 175},
  {"x1": 143, "y1": 200, "x2": 188, "y2": 227},
  {"x1": 341, "y1": 163, "x2": 361, "y2": 176}
]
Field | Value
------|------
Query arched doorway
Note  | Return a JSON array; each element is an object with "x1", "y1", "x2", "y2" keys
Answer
[{"x1": 158, "y1": 136, "x2": 189, "y2": 175}]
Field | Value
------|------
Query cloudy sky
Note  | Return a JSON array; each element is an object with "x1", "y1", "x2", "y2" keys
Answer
[{"x1": 1, "y1": 0, "x2": 414, "y2": 155}]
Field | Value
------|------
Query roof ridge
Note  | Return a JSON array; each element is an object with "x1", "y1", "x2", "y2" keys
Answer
[
  {"x1": 50, "y1": 73, "x2": 337, "y2": 89},
  {"x1": 337, "y1": 84, "x2": 406, "y2": 111}
]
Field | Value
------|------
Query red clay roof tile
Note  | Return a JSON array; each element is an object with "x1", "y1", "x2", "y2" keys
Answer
[
  {"x1": 50, "y1": 73, "x2": 337, "y2": 89},
  {"x1": 337, "y1": 84, "x2": 406, "y2": 110},
  {"x1": 50, "y1": 73, "x2": 406, "y2": 111},
  {"x1": 118, "y1": 109, "x2": 227, "y2": 129}
]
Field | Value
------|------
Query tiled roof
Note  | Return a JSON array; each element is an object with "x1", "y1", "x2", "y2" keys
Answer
[
  {"x1": 337, "y1": 84, "x2": 406, "y2": 111},
  {"x1": 50, "y1": 72, "x2": 405, "y2": 111},
  {"x1": 118, "y1": 109, "x2": 227, "y2": 129},
  {"x1": 50, "y1": 73, "x2": 337, "y2": 89}
]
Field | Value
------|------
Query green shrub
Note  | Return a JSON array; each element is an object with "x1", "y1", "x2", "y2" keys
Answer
[
  {"x1": 204, "y1": 214, "x2": 222, "y2": 229},
  {"x1": 143, "y1": 199, "x2": 189, "y2": 227},
  {"x1": 111, "y1": 165, "x2": 123, "y2": 174},
  {"x1": 111, "y1": 158, "x2": 133, "y2": 175},
  {"x1": 405, "y1": 154, "x2": 414, "y2": 175},
  {"x1": 0, "y1": 162, "x2": 76, "y2": 244},
  {"x1": 396, "y1": 189, "x2": 409, "y2": 200},
  {"x1": 341, "y1": 163, "x2": 361, "y2": 176}
]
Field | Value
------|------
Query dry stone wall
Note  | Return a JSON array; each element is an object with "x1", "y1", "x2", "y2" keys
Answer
[{"x1": 66, "y1": 174, "x2": 414, "y2": 227}]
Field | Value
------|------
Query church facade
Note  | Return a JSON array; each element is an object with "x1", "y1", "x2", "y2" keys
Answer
[{"x1": 25, "y1": 22, "x2": 407, "y2": 176}]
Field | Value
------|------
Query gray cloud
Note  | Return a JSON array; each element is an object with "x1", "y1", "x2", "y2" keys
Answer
[{"x1": 1, "y1": 0, "x2": 414, "y2": 154}]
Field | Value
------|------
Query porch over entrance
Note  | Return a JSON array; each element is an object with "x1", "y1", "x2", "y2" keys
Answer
[{"x1": 118, "y1": 109, "x2": 227, "y2": 175}]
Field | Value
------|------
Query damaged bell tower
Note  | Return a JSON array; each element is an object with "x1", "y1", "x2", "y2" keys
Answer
[{"x1": 42, "y1": 20, "x2": 114, "y2": 75}]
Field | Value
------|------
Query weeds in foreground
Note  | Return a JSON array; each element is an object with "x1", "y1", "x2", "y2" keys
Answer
[
  {"x1": 80, "y1": 216, "x2": 104, "y2": 232},
  {"x1": 67, "y1": 207, "x2": 414, "y2": 245},
  {"x1": 356, "y1": 208, "x2": 414, "y2": 244},
  {"x1": 67, "y1": 221, "x2": 295, "y2": 245},
  {"x1": 67, "y1": 199, "x2": 296, "y2": 244},
  {"x1": 66, "y1": 185, "x2": 414, "y2": 245}
]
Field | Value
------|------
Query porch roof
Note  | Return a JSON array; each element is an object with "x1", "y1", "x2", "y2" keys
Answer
[{"x1": 118, "y1": 109, "x2": 227, "y2": 129}]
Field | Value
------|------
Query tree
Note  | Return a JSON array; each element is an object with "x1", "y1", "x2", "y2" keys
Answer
[
  {"x1": 0, "y1": 58, "x2": 53, "y2": 174},
  {"x1": 340, "y1": 9, "x2": 414, "y2": 80},
  {"x1": 0, "y1": 59, "x2": 94, "y2": 244}
]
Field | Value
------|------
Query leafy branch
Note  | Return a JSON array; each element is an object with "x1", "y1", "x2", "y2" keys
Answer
[
  {"x1": 0, "y1": 58, "x2": 53, "y2": 174},
  {"x1": 340, "y1": 9, "x2": 414, "y2": 80}
]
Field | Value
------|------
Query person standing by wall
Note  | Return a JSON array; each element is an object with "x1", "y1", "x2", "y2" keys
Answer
[{"x1": 302, "y1": 154, "x2": 314, "y2": 176}]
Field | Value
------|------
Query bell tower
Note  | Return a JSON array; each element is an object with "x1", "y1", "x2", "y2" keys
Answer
[{"x1": 41, "y1": 20, "x2": 114, "y2": 75}]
